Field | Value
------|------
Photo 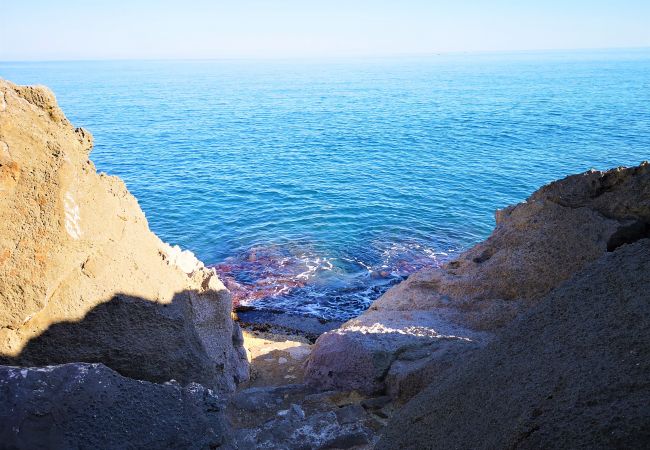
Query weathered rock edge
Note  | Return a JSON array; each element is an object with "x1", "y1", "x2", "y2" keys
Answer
[
  {"x1": 306, "y1": 162, "x2": 650, "y2": 398},
  {"x1": 0, "y1": 363, "x2": 232, "y2": 449},
  {"x1": 0, "y1": 79, "x2": 247, "y2": 392},
  {"x1": 378, "y1": 238, "x2": 650, "y2": 449}
]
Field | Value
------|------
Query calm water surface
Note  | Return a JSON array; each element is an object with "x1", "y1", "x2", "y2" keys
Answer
[{"x1": 2, "y1": 50, "x2": 649, "y2": 319}]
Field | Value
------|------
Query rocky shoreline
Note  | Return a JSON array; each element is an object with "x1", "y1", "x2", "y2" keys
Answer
[
  {"x1": 235, "y1": 305, "x2": 344, "y2": 342},
  {"x1": 1, "y1": 79, "x2": 648, "y2": 448}
]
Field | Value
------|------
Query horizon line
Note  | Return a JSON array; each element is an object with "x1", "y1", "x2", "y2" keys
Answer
[{"x1": 2, "y1": 45, "x2": 649, "y2": 64}]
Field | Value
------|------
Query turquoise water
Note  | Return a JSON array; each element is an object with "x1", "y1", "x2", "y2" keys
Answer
[{"x1": 2, "y1": 50, "x2": 649, "y2": 320}]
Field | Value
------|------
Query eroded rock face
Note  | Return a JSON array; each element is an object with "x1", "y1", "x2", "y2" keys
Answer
[
  {"x1": 378, "y1": 239, "x2": 650, "y2": 449},
  {"x1": 306, "y1": 163, "x2": 650, "y2": 397},
  {"x1": 0, "y1": 79, "x2": 247, "y2": 391},
  {"x1": 0, "y1": 363, "x2": 231, "y2": 449}
]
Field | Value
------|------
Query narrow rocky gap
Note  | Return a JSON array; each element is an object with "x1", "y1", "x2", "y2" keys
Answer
[{"x1": 228, "y1": 325, "x2": 394, "y2": 449}]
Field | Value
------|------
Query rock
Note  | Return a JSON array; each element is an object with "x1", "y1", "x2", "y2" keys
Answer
[
  {"x1": 335, "y1": 403, "x2": 367, "y2": 425},
  {"x1": 234, "y1": 408, "x2": 373, "y2": 450},
  {"x1": 0, "y1": 79, "x2": 247, "y2": 392},
  {"x1": 239, "y1": 329, "x2": 312, "y2": 388},
  {"x1": 231, "y1": 384, "x2": 304, "y2": 413},
  {"x1": 306, "y1": 163, "x2": 649, "y2": 396},
  {"x1": 305, "y1": 307, "x2": 489, "y2": 395},
  {"x1": 236, "y1": 308, "x2": 344, "y2": 342},
  {"x1": 378, "y1": 239, "x2": 650, "y2": 449},
  {"x1": 383, "y1": 344, "x2": 469, "y2": 402},
  {"x1": 0, "y1": 362, "x2": 231, "y2": 449}
]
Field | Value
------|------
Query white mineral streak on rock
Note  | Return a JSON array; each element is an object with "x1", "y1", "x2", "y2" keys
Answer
[
  {"x1": 159, "y1": 242, "x2": 205, "y2": 275},
  {"x1": 64, "y1": 191, "x2": 82, "y2": 240},
  {"x1": 0, "y1": 141, "x2": 9, "y2": 158},
  {"x1": 0, "y1": 90, "x2": 6, "y2": 112}
]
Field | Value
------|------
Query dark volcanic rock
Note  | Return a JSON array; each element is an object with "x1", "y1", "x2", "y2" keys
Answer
[
  {"x1": 378, "y1": 239, "x2": 650, "y2": 449},
  {"x1": 0, "y1": 362, "x2": 231, "y2": 449}
]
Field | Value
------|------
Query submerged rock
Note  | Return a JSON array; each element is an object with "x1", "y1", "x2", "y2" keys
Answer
[
  {"x1": 306, "y1": 162, "x2": 649, "y2": 397},
  {"x1": 0, "y1": 363, "x2": 231, "y2": 449},
  {"x1": 378, "y1": 239, "x2": 650, "y2": 449},
  {"x1": 0, "y1": 79, "x2": 247, "y2": 391}
]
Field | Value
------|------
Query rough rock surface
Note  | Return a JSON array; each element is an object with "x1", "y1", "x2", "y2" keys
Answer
[
  {"x1": 306, "y1": 163, "x2": 650, "y2": 397},
  {"x1": 227, "y1": 330, "x2": 385, "y2": 449},
  {"x1": 0, "y1": 79, "x2": 247, "y2": 391},
  {"x1": 0, "y1": 363, "x2": 231, "y2": 449},
  {"x1": 378, "y1": 239, "x2": 650, "y2": 449}
]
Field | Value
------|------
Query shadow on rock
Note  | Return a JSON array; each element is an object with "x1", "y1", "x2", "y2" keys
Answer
[{"x1": 0, "y1": 290, "x2": 248, "y2": 393}]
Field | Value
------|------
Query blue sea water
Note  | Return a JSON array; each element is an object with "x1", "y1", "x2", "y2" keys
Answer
[{"x1": 2, "y1": 50, "x2": 649, "y2": 320}]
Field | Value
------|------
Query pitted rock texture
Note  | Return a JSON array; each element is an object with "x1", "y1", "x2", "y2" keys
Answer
[
  {"x1": 378, "y1": 239, "x2": 650, "y2": 449},
  {"x1": 0, "y1": 79, "x2": 247, "y2": 391},
  {"x1": 0, "y1": 363, "x2": 231, "y2": 449},
  {"x1": 306, "y1": 163, "x2": 649, "y2": 397}
]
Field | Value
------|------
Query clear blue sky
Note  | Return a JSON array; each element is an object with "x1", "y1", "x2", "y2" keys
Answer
[{"x1": 2, "y1": 0, "x2": 649, "y2": 60}]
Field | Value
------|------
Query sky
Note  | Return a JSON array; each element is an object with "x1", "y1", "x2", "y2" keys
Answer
[{"x1": 1, "y1": 0, "x2": 649, "y2": 60}]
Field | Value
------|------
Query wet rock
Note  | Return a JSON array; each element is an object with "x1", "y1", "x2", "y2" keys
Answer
[
  {"x1": 378, "y1": 239, "x2": 650, "y2": 449},
  {"x1": 0, "y1": 80, "x2": 247, "y2": 392},
  {"x1": 237, "y1": 308, "x2": 344, "y2": 342},
  {"x1": 0, "y1": 363, "x2": 231, "y2": 449}
]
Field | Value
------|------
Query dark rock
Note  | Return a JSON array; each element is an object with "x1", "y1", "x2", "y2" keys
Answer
[
  {"x1": 237, "y1": 309, "x2": 343, "y2": 342},
  {"x1": 0, "y1": 362, "x2": 231, "y2": 449},
  {"x1": 361, "y1": 396, "x2": 392, "y2": 410},
  {"x1": 378, "y1": 239, "x2": 650, "y2": 449},
  {"x1": 231, "y1": 384, "x2": 304, "y2": 411},
  {"x1": 319, "y1": 430, "x2": 370, "y2": 449},
  {"x1": 235, "y1": 408, "x2": 373, "y2": 450}
]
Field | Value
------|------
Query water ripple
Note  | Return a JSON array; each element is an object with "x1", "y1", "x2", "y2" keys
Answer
[{"x1": 2, "y1": 50, "x2": 649, "y2": 319}]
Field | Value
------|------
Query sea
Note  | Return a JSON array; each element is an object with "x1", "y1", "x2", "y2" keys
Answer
[{"x1": 2, "y1": 49, "x2": 649, "y2": 320}]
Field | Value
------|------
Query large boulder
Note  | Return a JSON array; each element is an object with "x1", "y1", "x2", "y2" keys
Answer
[
  {"x1": 0, "y1": 363, "x2": 231, "y2": 449},
  {"x1": 306, "y1": 163, "x2": 649, "y2": 397},
  {"x1": 378, "y1": 239, "x2": 650, "y2": 449},
  {"x1": 0, "y1": 80, "x2": 247, "y2": 391}
]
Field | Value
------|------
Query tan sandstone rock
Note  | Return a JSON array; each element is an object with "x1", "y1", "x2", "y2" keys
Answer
[
  {"x1": 0, "y1": 79, "x2": 248, "y2": 392},
  {"x1": 378, "y1": 238, "x2": 650, "y2": 449},
  {"x1": 306, "y1": 162, "x2": 649, "y2": 397}
]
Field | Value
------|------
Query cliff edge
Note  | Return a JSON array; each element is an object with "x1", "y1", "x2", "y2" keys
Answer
[
  {"x1": 0, "y1": 79, "x2": 247, "y2": 392},
  {"x1": 306, "y1": 162, "x2": 650, "y2": 399}
]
